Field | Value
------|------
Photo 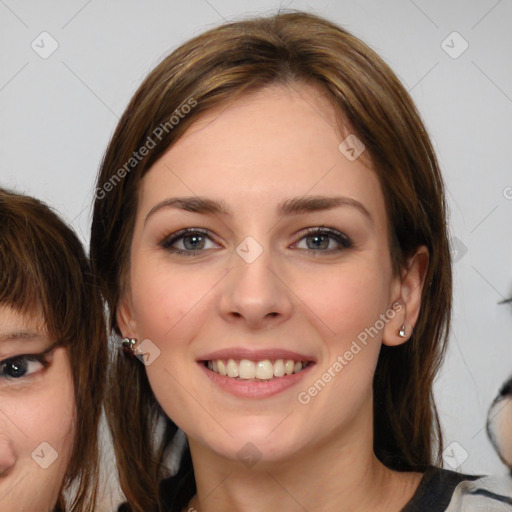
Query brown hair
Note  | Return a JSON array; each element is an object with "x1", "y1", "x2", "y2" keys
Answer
[
  {"x1": 0, "y1": 188, "x2": 107, "y2": 511},
  {"x1": 90, "y1": 10, "x2": 452, "y2": 511}
]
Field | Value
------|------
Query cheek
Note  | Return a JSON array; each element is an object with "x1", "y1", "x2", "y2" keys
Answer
[
  {"x1": 294, "y1": 260, "x2": 391, "y2": 346},
  {"x1": 2, "y1": 366, "x2": 75, "y2": 455},
  {"x1": 17, "y1": 367, "x2": 76, "y2": 471},
  {"x1": 22, "y1": 387, "x2": 75, "y2": 450},
  {"x1": 130, "y1": 256, "x2": 220, "y2": 338}
]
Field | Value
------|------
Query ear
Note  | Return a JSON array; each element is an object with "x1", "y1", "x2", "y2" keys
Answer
[
  {"x1": 116, "y1": 291, "x2": 139, "y2": 340},
  {"x1": 383, "y1": 245, "x2": 429, "y2": 347}
]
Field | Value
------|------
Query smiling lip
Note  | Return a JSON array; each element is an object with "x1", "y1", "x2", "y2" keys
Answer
[
  {"x1": 198, "y1": 348, "x2": 316, "y2": 363},
  {"x1": 197, "y1": 347, "x2": 316, "y2": 399}
]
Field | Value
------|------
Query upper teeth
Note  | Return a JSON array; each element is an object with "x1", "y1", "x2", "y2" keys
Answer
[{"x1": 207, "y1": 359, "x2": 307, "y2": 380}]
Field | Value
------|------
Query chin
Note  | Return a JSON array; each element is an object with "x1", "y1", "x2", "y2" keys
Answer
[
  {"x1": 202, "y1": 428, "x2": 303, "y2": 467},
  {"x1": 225, "y1": 443, "x2": 298, "y2": 468}
]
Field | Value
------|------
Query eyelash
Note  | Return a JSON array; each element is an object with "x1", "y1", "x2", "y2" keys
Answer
[
  {"x1": 159, "y1": 227, "x2": 353, "y2": 257},
  {"x1": 0, "y1": 350, "x2": 53, "y2": 382}
]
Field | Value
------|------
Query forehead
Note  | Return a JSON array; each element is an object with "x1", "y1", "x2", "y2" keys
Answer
[
  {"x1": 139, "y1": 83, "x2": 386, "y2": 229},
  {"x1": 0, "y1": 304, "x2": 47, "y2": 340}
]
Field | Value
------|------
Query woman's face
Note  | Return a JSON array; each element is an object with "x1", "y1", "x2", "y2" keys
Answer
[
  {"x1": 0, "y1": 305, "x2": 75, "y2": 511},
  {"x1": 120, "y1": 83, "x2": 424, "y2": 465}
]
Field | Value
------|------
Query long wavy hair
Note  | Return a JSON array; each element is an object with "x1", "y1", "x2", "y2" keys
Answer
[
  {"x1": 90, "y1": 10, "x2": 452, "y2": 511},
  {"x1": 0, "y1": 188, "x2": 107, "y2": 511}
]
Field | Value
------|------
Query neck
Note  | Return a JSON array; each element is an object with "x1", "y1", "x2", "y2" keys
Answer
[{"x1": 185, "y1": 406, "x2": 422, "y2": 512}]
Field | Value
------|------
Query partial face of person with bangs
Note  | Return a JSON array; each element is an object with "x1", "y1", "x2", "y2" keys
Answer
[
  {"x1": 0, "y1": 304, "x2": 75, "y2": 511},
  {"x1": 118, "y1": 82, "x2": 428, "y2": 470}
]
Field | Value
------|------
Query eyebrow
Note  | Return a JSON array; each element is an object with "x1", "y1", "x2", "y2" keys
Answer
[
  {"x1": 0, "y1": 330, "x2": 46, "y2": 344},
  {"x1": 144, "y1": 195, "x2": 372, "y2": 224}
]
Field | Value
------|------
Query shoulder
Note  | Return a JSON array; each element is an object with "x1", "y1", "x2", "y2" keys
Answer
[{"x1": 402, "y1": 466, "x2": 512, "y2": 512}]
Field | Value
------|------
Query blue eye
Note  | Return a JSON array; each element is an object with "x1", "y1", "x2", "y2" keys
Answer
[
  {"x1": 294, "y1": 227, "x2": 352, "y2": 254},
  {"x1": 160, "y1": 228, "x2": 217, "y2": 256},
  {"x1": 0, "y1": 354, "x2": 50, "y2": 381}
]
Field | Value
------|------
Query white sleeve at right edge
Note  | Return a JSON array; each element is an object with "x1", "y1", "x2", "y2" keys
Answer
[{"x1": 445, "y1": 474, "x2": 512, "y2": 511}]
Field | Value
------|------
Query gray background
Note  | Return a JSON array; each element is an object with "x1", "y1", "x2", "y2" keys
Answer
[{"x1": 1, "y1": 0, "x2": 511, "y2": 506}]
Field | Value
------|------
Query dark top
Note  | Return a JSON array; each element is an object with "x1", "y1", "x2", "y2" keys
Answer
[
  {"x1": 118, "y1": 466, "x2": 512, "y2": 511},
  {"x1": 400, "y1": 466, "x2": 477, "y2": 511}
]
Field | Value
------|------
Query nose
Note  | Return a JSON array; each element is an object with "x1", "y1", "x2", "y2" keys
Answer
[
  {"x1": 0, "y1": 433, "x2": 16, "y2": 475},
  {"x1": 219, "y1": 241, "x2": 294, "y2": 329}
]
